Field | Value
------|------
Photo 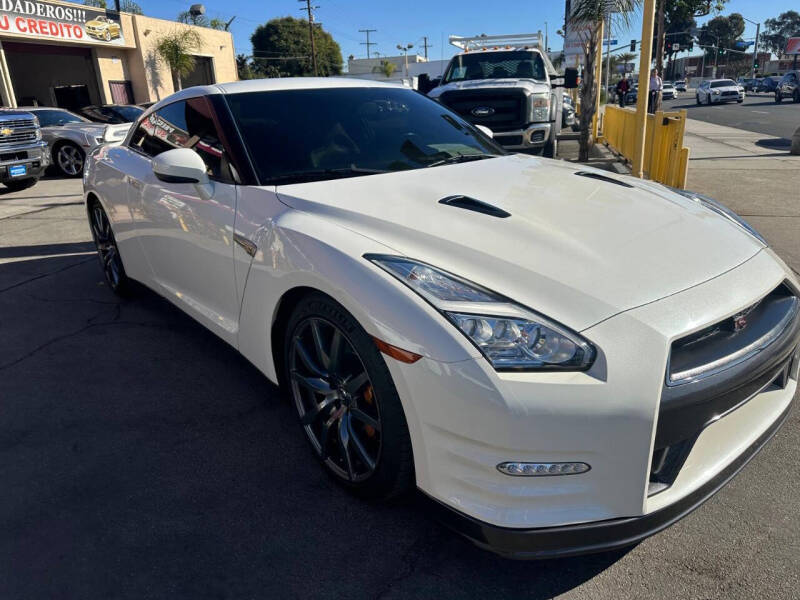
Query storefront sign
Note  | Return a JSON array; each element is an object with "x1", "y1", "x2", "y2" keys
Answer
[
  {"x1": 786, "y1": 37, "x2": 800, "y2": 56},
  {"x1": 0, "y1": 0, "x2": 125, "y2": 45}
]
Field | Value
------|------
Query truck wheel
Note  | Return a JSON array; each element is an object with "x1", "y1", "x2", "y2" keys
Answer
[
  {"x1": 543, "y1": 136, "x2": 558, "y2": 158},
  {"x1": 54, "y1": 142, "x2": 85, "y2": 177},
  {"x1": 3, "y1": 177, "x2": 38, "y2": 192}
]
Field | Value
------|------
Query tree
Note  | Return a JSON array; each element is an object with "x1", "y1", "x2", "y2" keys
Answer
[
  {"x1": 236, "y1": 54, "x2": 257, "y2": 80},
  {"x1": 568, "y1": 0, "x2": 640, "y2": 162},
  {"x1": 84, "y1": 0, "x2": 143, "y2": 13},
  {"x1": 761, "y1": 11, "x2": 800, "y2": 59},
  {"x1": 250, "y1": 16, "x2": 343, "y2": 78},
  {"x1": 653, "y1": 0, "x2": 727, "y2": 76},
  {"x1": 372, "y1": 60, "x2": 397, "y2": 78},
  {"x1": 699, "y1": 13, "x2": 745, "y2": 59},
  {"x1": 155, "y1": 29, "x2": 203, "y2": 91}
]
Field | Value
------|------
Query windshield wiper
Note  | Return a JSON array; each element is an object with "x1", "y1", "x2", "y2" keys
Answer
[
  {"x1": 426, "y1": 153, "x2": 497, "y2": 168},
  {"x1": 263, "y1": 166, "x2": 388, "y2": 185}
]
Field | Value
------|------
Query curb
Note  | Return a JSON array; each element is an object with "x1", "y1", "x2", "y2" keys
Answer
[{"x1": 590, "y1": 143, "x2": 630, "y2": 175}]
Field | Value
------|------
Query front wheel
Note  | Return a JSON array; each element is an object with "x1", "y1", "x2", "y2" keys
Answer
[
  {"x1": 696, "y1": 94, "x2": 701, "y2": 105},
  {"x1": 284, "y1": 293, "x2": 414, "y2": 500},
  {"x1": 775, "y1": 92, "x2": 782, "y2": 104},
  {"x1": 54, "y1": 142, "x2": 85, "y2": 177},
  {"x1": 3, "y1": 177, "x2": 38, "y2": 191},
  {"x1": 542, "y1": 135, "x2": 558, "y2": 159},
  {"x1": 793, "y1": 90, "x2": 800, "y2": 103},
  {"x1": 88, "y1": 201, "x2": 131, "y2": 296}
]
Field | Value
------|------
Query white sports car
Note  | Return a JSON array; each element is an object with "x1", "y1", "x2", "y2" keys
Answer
[
  {"x1": 83, "y1": 79, "x2": 800, "y2": 558},
  {"x1": 696, "y1": 79, "x2": 745, "y2": 105}
]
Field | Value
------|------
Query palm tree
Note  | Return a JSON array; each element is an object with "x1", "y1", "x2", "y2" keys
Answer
[
  {"x1": 568, "y1": 0, "x2": 640, "y2": 161},
  {"x1": 155, "y1": 29, "x2": 203, "y2": 91}
]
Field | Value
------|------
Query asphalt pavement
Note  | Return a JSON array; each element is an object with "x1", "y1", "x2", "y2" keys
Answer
[
  {"x1": 1, "y1": 175, "x2": 798, "y2": 600},
  {"x1": 663, "y1": 92, "x2": 800, "y2": 141}
]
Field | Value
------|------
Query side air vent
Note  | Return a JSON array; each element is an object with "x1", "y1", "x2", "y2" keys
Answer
[
  {"x1": 574, "y1": 171, "x2": 634, "y2": 188},
  {"x1": 438, "y1": 195, "x2": 510, "y2": 218}
]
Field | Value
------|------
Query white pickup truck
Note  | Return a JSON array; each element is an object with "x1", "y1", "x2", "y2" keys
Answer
[{"x1": 428, "y1": 33, "x2": 571, "y2": 158}]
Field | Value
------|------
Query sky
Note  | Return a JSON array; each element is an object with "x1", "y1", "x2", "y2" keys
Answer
[{"x1": 132, "y1": 0, "x2": 793, "y2": 64}]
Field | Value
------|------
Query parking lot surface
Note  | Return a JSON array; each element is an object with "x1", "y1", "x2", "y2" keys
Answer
[{"x1": 1, "y1": 176, "x2": 798, "y2": 599}]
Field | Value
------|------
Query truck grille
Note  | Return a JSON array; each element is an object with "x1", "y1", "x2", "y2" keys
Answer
[
  {"x1": 0, "y1": 118, "x2": 35, "y2": 129},
  {"x1": 439, "y1": 89, "x2": 528, "y2": 132},
  {"x1": 0, "y1": 131, "x2": 37, "y2": 146}
]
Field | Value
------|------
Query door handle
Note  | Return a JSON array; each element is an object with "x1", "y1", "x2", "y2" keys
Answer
[
  {"x1": 233, "y1": 233, "x2": 257, "y2": 257},
  {"x1": 128, "y1": 176, "x2": 143, "y2": 190}
]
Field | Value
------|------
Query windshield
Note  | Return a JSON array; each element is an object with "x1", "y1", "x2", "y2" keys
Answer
[
  {"x1": 442, "y1": 50, "x2": 546, "y2": 83},
  {"x1": 710, "y1": 80, "x2": 736, "y2": 88},
  {"x1": 226, "y1": 87, "x2": 505, "y2": 185},
  {"x1": 31, "y1": 109, "x2": 88, "y2": 127},
  {"x1": 111, "y1": 105, "x2": 143, "y2": 122}
]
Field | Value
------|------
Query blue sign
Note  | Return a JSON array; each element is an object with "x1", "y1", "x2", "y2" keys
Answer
[
  {"x1": 603, "y1": 39, "x2": 619, "y2": 46},
  {"x1": 734, "y1": 40, "x2": 754, "y2": 49},
  {"x1": 9, "y1": 164, "x2": 26, "y2": 177}
]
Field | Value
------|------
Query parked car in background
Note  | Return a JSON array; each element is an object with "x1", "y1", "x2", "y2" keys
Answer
[
  {"x1": 24, "y1": 107, "x2": 132, "y2": 177},
  {"x1": 674, "y1": 80, "x2": 687, "y2": 92},
  {"x1": 662, "y1": 82, "x2": 676, "y2": 100},
  {"x1": 737, "y1": 78, "x2": 760, "y2": 93},
  {"x1": 0, "y1": 108, "x2": 48, "y2": 191},
  {"x1": 80, "y1": 104, "x2": 144, "y2": 124},
  {"x1": 757, "y1": 76, "x2": 781, "y2": 94},
  {"x1": 696, "y1": 79, "x2": 744, "y2": 105},
  {"x1": 562, "y1": 92, "x2": 576, "y2": 128},
  {"x1": 625, "y1": 85, "x2": 638, "y2": 105},
  {"x1": 774, "y1": 71, "x2": 800, "y2": 103},
  {"x1": 83, "y1": 78, "x2": 800, "y2": 559}
]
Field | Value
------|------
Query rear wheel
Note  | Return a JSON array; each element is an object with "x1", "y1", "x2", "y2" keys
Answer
[
  {"x1": 283, "y1": 293, "x2": 414, "y2": 500},
  {"x1": 3, "y1": 177, "x2": 38, "y2": 191},
  {"x1": 775, "y1": 91, "x2": 782, "y2": 104}
]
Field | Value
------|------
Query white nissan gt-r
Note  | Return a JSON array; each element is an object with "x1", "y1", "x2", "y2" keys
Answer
[{"x1": 83, "y1": 78, "x2": 800, "y2": 558}]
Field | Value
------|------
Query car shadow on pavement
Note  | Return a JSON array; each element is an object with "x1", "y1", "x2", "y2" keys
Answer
[{"x1": 0, "y1": 252, "x2": 630, "y2": 599}]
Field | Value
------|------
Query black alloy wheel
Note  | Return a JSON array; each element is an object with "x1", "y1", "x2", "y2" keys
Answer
[
  {"x1": 284, "y1": 293, "x2": 414, "y2": 500},
  {"x1": 775, "y1": 91, "x2": 782, "y2": 104},
  {"x1": 89, "y1": 202, "x2": 131, "y2": 295}
]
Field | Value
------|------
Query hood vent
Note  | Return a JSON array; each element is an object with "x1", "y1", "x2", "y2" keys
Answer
[
  {"x1": 574, "y1": 171, "x2": 634, "y2": 188},
  {"x1": 439, "y1": 195, "x2": 511, "y2": 218}
]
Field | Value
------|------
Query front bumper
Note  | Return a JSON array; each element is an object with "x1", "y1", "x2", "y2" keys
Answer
[
  {"x1": 493, "y1": 123, "x2": 551, "y2": 150},
  {"x1": 388, "y1": 249, "x2": 799, "y2": 557},
  {"x1": 0, "y1": 140, "x2": 48, "y2": 182}
]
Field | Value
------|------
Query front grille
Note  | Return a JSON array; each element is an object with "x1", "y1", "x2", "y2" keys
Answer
[
  {"x1": 0, "y1": 150, "x2": 28, "y2": 161},
  {"x1": 649, "y1": 281, "x2": 800, "y2": 496},
  {"x1": 494, "y1": 134, "x2": 523, "y2": 147},
  {"x1": 0, "y1": 118, "x2": 35, "y2": 129},
  {"x1": 439, "y1": 89, "x2": 528, "y2": 132},
  {"x1": 721, "y1": 91, "x2": 738, "y2": 96},
  {"x1": 0, "y1": 131, "x2": 37, "y2": 146},
  {"x1": 668, "y1": 283, "x2": 798, "y2": 385}
]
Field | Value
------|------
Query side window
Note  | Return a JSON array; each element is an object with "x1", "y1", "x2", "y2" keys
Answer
[{"x1": 128, "y1": 98, "x2": 234, "y2": 183}]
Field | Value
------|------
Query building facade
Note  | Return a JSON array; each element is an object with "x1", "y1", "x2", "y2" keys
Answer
[{"x1": 0, "y1": 0, "x2": 237, "y2": 110}]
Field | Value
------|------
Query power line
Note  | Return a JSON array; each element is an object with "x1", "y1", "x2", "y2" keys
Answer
[
  {"x1": 359, "y1": 29, "x2": 377, "y2": 59},
  {"x1": 421, "y1": 36, "x2": 433, "y2": 60}
]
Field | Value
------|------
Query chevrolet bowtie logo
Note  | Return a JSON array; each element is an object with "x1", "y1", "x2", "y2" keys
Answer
[{"x1": 0, "y1": 127, "x2": 13, "y2": 136}]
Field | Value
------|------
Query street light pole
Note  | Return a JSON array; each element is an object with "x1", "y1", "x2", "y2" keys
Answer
[
  {"x1": 396, "y1": 43, "x2": 413, "y2": 78},
  {"x1": 604, "y1": 14, "x2": 612, "y2": 105},
  {"x1": 742, "y1": 16, "x2": 760, "y2": 78}
]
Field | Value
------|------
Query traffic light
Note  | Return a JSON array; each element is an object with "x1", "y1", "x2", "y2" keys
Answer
[
  {"x1": 630, "y1": 40, "x2": 636, "y2": 52},
  {"x1": 718, "y1": 48, "x2": 725, "y2": 56},
  {"x1": 688, "y1": 41, "x2": 694, "y2": 51},
  {"x1": 754, "y1": 58, "x2": 759, "y2": 69}
]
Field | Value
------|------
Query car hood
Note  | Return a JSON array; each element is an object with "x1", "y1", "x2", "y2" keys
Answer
[
  {"x1": 44, "y1": 122, "x2": 130, "y2": 141},
  {"x1": 275, "y1": 155, "x2": 764, "y2": 331},
  {"x1": 429, "y1": 78, "x2": 549, "y2": 98}
]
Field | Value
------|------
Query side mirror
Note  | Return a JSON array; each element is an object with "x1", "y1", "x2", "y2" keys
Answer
[
  {"x1": 475, "y1": 124, "x2": 494, "y2": 138},
  {"x1": 152, "y1": 148, "x2": 209, "y2": 185},
  {"x1": 563, "y1": 68, "x2": 579, "y2": 89}
]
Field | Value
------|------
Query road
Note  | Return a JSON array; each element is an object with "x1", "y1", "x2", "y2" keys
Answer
[
  {"x1": 1, "y1": 177, "x2": 798, "y2": 600},
  {"x1": 663, "y1": 92, "x2": 799, "y2": 141}
]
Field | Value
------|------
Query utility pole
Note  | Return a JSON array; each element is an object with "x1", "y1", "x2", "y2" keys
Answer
[
  {"x1": 299, "y1": 0, "x2": 319, "y2": 76},
  {"x1": 655, "y1": 0, "x2": 665, "y2": 74},
  {"x1": 421, "y1": 36, "x2": 433, "y2": 60},
  {"x1": 742, "y1": 16, "x2": 760, "y2": 77},
  {"x1": 604, "y1": 14, "x2": 612, "y2": 105},
  {"x1": 633, "y1": 0, "x2": 656, "y2": 179},
  {"x1": 359, "y1": 29, "x2": 377, "y2": 59},
  {"x1": 397, "y1": 43, "x2": 413, "y2": 78}
]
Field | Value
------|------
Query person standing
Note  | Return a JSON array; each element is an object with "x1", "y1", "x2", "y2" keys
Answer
[
  {"x1": 615, "y1": 75, "x2": 630, "y2": 107},
  {"x1": 648, "y1": 69, "x2": 663, "y2": 113}
]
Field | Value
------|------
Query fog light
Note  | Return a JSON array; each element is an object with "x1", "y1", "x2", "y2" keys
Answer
[{"x1": 497, "y1": 461, "x2": 590, "y2": 476}]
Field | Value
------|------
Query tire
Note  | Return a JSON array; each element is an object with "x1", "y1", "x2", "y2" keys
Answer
[
  {"x1": 283, "y1": 293, "x2": 414, "y2": 500},
  {"x1": 88, "y1": 200, "x2": 132, "y2": 296},
  {"x1": 543, "y1": 135, "x2": 558, "y2": 159},
  {"x1": 104, "y1": 30, "x2": 111, "y2": 42},
  {"x1": 696, "y1": 94, "x2": 700, "y2": 105},
  {"x1": 794, "y1": 90, "x2": 800, "y2": 103},
  {"x1": 737, "y1": 99, "x2": 743, "y2": 103},
  {"x1": 706, "y1": 95, "x2": 712, "y2": 106},
  {"x1": 3, "y1": 177, "x2": 38, "y2": 191},
  {"x1": 54, "y1": 141, "x2": 85, "y2": 177},
  {"x1": 775, "y1": 92, "x2": 782, "y2": 104}
]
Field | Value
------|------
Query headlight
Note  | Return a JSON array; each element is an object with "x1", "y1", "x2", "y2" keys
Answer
[
  {"x1": 531, "y1": 93, "x2": 550, "y2": 123},
  {"x1": 668, "y1": 187, "x2": 766, "y2": 245},
  {"x1": 712, "y1": 89, "x2": 720, "y2": 94},
  {"x1": 367, "y1": 256, "x2": 596, "y2": 371}
]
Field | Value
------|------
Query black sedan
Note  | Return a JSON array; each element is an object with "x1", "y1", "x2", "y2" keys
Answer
[{"x1": 79, "y1": 104, "x2": 144, "y2": 124}]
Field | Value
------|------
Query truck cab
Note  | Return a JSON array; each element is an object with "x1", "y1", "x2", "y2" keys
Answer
[
  {"x1": 0, "y1": 108, "x2": 48, "y2": 191},
  {"x1": 428, "y1": 33, "x2": 563, "y2": 157}
]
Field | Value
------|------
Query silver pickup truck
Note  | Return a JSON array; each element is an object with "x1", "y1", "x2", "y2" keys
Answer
[{"x1": 0, "y1": 108, "x2": 48, "y2": 191}]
